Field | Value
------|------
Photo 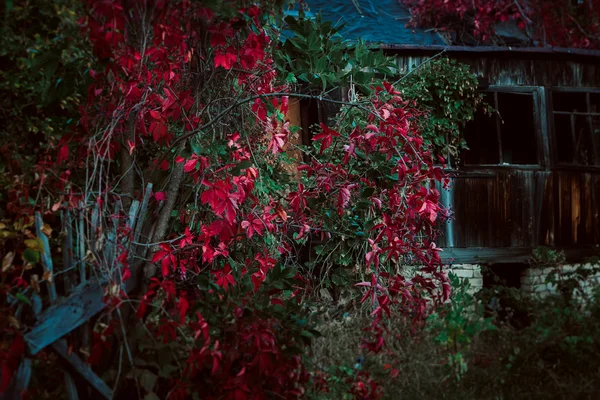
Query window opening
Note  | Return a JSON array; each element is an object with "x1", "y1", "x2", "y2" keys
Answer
[
  {"x1": 463, "y1": 90, "x2": 538, "y2": 165},
  {"x1": 552, "y1": 90, "x2": 600, "y2": 166},
  {"x1": 482, "y1": 263, "x2": 530, "y2": 328},
  {"x1": 299, "y1": 88, "x2": 343, "y2": 148}
]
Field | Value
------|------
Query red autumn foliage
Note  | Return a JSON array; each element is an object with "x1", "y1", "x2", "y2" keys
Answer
[
  {"x1": 1, "y1": 0, "x2": 451, "y2": 398},
  {"x1": 401, "y1": 0, "x2": 600, "y2": 49}
]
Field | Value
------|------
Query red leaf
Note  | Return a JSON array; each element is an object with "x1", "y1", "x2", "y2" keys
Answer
[
  {"x1": 155, "y1": 191, "x2": 166, "y2": 201},
  {"x1": 210, "y1": 32, "x2": 227, "y2": 47},
  {"x1": 158, "y1": 160, "x2": 169, "y2": 171},
  {"x1": 149, "y1": 110, "x2": 162, "y2": 120},
  {"x1": 127, "y1": 140, "x2": 135, "y2": 155},
  {"x1": 201, "y1": 180, "x2": 239, "y2": 223},
  {"x1": 58, "y1": 144, "x2": 69, "y2": 163},
  {"x1": 184, "y1": 158, "x2": 197, "y2": 173},
  {"x1": 150, "y1": 121, "x2": 167, "y2": 142},
  {"x1": 214, "y1": 50, "x2": 237, "y2": 70},
  {"x1": 312, "y1": 123, "x2": 340, "y2": 154},
  {"x1": 178, "y1": 297, "x2": 189, "y2": 323}
]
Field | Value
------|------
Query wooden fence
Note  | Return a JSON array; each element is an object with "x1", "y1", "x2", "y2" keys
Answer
[{"x1": 3, "y1": 184, "x2": 154, "y2": 400}]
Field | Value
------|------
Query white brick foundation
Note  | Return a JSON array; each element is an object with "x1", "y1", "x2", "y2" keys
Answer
[
  {"x1": 521, "y1": 263, "x2": 600, "y2": 298},
  {"x1": 450, "y1": 264, "x2": 483, "y2": 293}
]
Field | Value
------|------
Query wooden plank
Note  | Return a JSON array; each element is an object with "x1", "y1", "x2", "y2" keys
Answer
[
  {"x1": 498, "y1": 172, "x2": 512, "y2": 247},
  {"x1": 3, "y1": 358, "x2": 32, "y2": 400},
  {"x1": 64, "y1": 370, "x2": 79, "y2": 400},
  {"x1": 452, "y1": 177, "x2": 466, "y2": 247},
  {"x1": 509, "y1": 171, "x2": 535, "y2": 247},
  {"x1": 52, "y1": 340, "x2": 112, "y2": 400},
  {"x1": 61, "y1": 209, "x2": 74, "y2": 292},
  {"x1": 24, "y1": 255, "x2": 143, "y2": 356},
  {"x1": 24, "y1": 281, "x2": 105, "y2": 355},
  {"x1": 582, "y1": 173, "x2": 594, "y2": 244},
  {"x1": 486, "y1": 178, "x2": 494, "y2": 245},
  {"x1": 556, "y1": 172, "x2": 573, "y2": 245},
  {"x1": 533, "y1": 172, "x2": 548, "y2": 245},
  {"x1": 441, "y1": 247, "x2": 533, "y2": 264},
  {"x1": 78, "y1": 204, "x2": 86, "y2": 284},
  {"x1": 440, "y1": 246, "x2": 599, "y2": 265},
  {"x1": 133, "y1": 183, "x2": 153, "y2": 256},
  {"x1": 127, "y1": 200, "x2": 140, "y2": 233},
  {"x1": 35, "y1": 212, "x2": 57, "y2": 302},
  {"x1": 537, "y1": 87, "x2": 552, "y2": 169},
  {"x1": 103, "y1": 203, "x2": 120, "y2": 271}
]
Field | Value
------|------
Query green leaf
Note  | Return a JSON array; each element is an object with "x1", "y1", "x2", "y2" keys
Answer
[
  {"x1": 281, "y1": 267, "x2": 296, "y2": 279},
  {"x1": 231, "y1": 160, "x2": 252, "y2": 176},
  {"x1": 331, "y1": 268, "x2": 349, "y2": 286},
  {"x1": 361, "y1": 187, "x2": 375, "y2": 198},
  {"x1": 15, "y1": 292, "x2": 32, "y2": 306},
  {"x1": 23, "y1": 248, "x2": 40, "y2": 263}
]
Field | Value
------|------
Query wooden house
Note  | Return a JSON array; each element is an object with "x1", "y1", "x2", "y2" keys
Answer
[{"x1": 297, "y1": 0, "x2": 600, "y2": 289}]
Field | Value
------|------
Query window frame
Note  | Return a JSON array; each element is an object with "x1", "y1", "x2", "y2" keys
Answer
[
  {"x1": 549, "y1": 87, "x2": 600, "y2": 168},
  {"x1": 461, "y1": 85, "x2": 545, "y2": 169}
]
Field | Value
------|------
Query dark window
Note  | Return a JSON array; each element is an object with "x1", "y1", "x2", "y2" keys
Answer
[
  {"x1": 299, "y1": 88, "x2": 343, "y2": 147},
  {"x1": 463, "y1": 91, "x2": 538, "y2": 165},
  {"x1": 552, "y1": 90, "x2": 600, "y2": 166}
]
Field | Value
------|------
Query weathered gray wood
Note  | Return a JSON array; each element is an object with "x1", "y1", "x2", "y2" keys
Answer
[
  {"x1": 441, "y1": 247, "x2": 533, "y2": 264},
  {"x1": 24, "y1": 257, "x2": 143, "y2": 356},
  {"x1": 3, "y1": 358, "x2": 32, "y2": 400},
  {"x1": 35, "y1": 212, "x2": 57, "y2": 302},
  {"x1": 4, "y1": 295, "x2": 38, "y2": 400},
  {"x1": 127, "y1": 200, "x2": 140, "y2": 232},
  {"x1": 91, "y1": 204, "x2": 99, "y2": 247},
  {"x1": 440, "y1": 246, "x2": 599, "y2": 264},
  {"x1": 52, "y1": 340, "x2": 112, "y2": 400},
  {"x1": 64, "y1": 370, "x2": 79, "y2": 400},
  {"x1": 133, "y1": 183, "x2": 153, "y2": 253},
  {"x1": 24, "y1": 280, "x2": 105, "y2": 355},
  {"x1": 78, "y1": 204, "x2": 86, "y2": 284},
  {"x1": 62, "y1": 209, "x2": 74, "y2": 292},
  {"x1": 103, "y1": 203, "x2": 121, "y2": 271},
  {"x1": 31, "y1": 292, "x2": 43, "y2": 316}
]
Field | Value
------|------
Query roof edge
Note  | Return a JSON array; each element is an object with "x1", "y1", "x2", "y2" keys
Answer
[{"x1": 378, "y1": 44, "x2": 600, "y2": 58}]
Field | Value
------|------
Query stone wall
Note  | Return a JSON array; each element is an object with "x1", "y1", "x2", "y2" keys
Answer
[
  {"x1": 450, "y1": 264, "x2": 483, "y2": 293},
  {"x1": 521, "y1": 263, "x2": 600, "y2": 298}
]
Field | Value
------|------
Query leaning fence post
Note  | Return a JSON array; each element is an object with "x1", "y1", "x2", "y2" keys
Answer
[
  {"x1": 61, "y1": 208, "x2": 74, "y2": 292},
  {"x1": 35, "y1": 212, "x2": 57, "y2": 302},
  {"x1": 78, "y1": 202, "x2": 86, "y2": 284}
]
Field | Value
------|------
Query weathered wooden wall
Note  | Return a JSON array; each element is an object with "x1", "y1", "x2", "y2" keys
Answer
[
  {"x1": 436, "y1": 170, "x2": 600, "y2": 249},
  {"x1": 392, "y1": 51, "x2": 600, "y2": 87},
  {"x1": 391, "y1": 50, "x2": 600, "y2": 262}
]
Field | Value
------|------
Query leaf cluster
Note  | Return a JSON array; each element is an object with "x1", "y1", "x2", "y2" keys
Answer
[
  {"x1": 399, "y1": 58, "x2": 486, "y2": 158},
  {"x1": 274, "y1": 12, "x2": 397, "y2": 93}
]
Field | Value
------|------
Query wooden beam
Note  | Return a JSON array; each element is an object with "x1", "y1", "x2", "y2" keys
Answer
[
  {"x1": 35, "y1": 213, "x2": 57, "y2": 301},
  {"x1": 24, "y1": 281, "x2": 106, "y2": 355},
  {"x1": 441, "y1": 246, "x2": 600, "y2": 264},
  {"x1": 378, "y1": 44, "x2": 600, "y2": 58},
  {"x1": 52, "y1": 340, "x2": 112, "y2": 399},
  {"x1": 24, "y1": 257, "x2": 143, "y2": 356},
  {"x1": 2, "y1": 358, "x2": 32, "y2": 400},
  {"x1": 441, "y1": 247, "x2": 533, "y2": 264}
]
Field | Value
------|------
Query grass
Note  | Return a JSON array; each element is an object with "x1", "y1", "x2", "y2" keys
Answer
[{"x1": 305, "y1": 278, "x2": 600, "y2": 399}]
